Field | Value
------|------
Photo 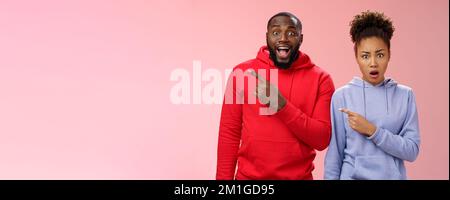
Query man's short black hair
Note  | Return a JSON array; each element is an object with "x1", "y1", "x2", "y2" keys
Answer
[{"x1": 267, "y1": 12, "x2": 302, "y2": 31}]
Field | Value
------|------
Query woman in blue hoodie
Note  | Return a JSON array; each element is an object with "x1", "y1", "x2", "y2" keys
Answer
[{"x1": 324, "y1": 11, "x2": 420, "y2": 180}]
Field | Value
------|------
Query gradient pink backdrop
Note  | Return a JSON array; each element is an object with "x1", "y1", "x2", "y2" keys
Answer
[{"x1": 0, "y1": 0, "x2": 448, "y2": 179}]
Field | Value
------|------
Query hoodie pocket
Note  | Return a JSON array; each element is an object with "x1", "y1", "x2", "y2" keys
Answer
[
  {"x1": 351, "y1": 156, "x2": 402, "y2": 180},
  {"x1": 246, "y1": 139, "x2": 303, "y2": 178}
]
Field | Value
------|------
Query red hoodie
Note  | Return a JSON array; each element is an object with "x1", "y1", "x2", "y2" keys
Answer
[{"x1": 216, "y1": 46, "x2": 335, "y2": 180}]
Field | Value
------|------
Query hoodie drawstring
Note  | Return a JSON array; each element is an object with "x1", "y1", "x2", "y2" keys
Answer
[
  {"x1": 362, "y1": 79, "x2": 390, "y2": 117},
  {"x1": 362, "y1": 81, "x2": 367, "y2": 118},
  {"x1": 288, "y1": 71, "x2": 295, "y2": 100},
  {"x1": 385, "y1": 86, "x2": 389, "y2": 114}
]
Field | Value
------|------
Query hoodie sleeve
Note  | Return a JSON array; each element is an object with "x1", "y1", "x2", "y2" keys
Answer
[
  {"x1": 216, "y1": 71, "x2": 243, "y2": 180},
  {"x1": 324, "y1": 92, "x2": 347, "y2": 179},
  {"x1": 274, "y1": 74, "x2": 335, "y2": 151},
  {"x1": 367, "y1": 89, "x2": 421, "y2": 162}
]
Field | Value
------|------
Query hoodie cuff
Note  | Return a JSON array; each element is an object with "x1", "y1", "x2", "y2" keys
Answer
[
  {"x1": 273, "y1": 101, "x2": 300, "y2": 124},
  {"x1": 367, "y1": 127, "x2": 384, "y2": 145}
]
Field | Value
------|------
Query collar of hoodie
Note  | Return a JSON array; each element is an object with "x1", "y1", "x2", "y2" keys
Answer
[{"x1": 349, "y1": 77, "x2": 397, "y2": 117}]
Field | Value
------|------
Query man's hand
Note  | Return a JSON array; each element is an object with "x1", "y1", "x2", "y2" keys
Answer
[
  {"x1": 340, "y1": 108, "x2": 377, "y2": 137},
  {"x1": 248, "y1": 70, "x2": 286, "y2": 112}
]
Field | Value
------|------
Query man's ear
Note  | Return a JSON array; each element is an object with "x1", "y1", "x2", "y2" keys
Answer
[{"x1": 300, "y1": 34, "x2": 303, "y2": 44}]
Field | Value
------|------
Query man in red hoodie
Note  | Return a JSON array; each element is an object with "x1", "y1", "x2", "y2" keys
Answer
[{"x1": 216, "y1": 12, "x2": 335, "y2": 180}]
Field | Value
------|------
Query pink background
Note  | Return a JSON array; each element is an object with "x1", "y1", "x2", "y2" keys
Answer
[{"x1": 0, "y1": 0, "x2": 448, "y2": 179}]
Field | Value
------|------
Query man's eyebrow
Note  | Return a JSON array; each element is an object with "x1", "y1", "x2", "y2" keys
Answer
[
  {"x1": 376, "y1": 49, "x2": 386, "y2": 53},
  {"x1": 269, "y1": 24, "x2": 298, "y2": 29}
]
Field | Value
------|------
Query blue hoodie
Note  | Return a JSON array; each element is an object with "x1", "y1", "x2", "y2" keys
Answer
[{"x1": 324, "y1": 77, "x2": 420, "y2": 180}]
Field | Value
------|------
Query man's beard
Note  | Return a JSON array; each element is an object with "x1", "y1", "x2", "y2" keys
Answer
[{"x1": 268, "y1": 43, "x2": 300, "y2": 69}]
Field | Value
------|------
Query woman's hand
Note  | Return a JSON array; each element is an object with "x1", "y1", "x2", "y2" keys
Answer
[{"x1": 340, "y1": 108, "x2": 377, "y2": 137}]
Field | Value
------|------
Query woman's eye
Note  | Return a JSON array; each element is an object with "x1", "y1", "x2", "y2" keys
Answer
[
  {"x1": 288, "y1": 32, "x2": 296, "y2": 36},
  {"x1": 273, "y1": 32, "x2": 279, "y2": 36},
  {"x1": 362, "y1": 55, "x2": 369, "y2": 59},
  {"x1": 377, "y1": 53, "x2": 384, "y2": 58}
]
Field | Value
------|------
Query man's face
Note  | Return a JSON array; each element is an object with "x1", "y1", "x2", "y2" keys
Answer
[{"x1": 266, "y1": 16, "x2": 303, "y2": 69}]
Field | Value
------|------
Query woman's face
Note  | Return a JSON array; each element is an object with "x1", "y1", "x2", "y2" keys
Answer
[{"x1": 356, "y1": 36, "x2": 390, "y2": 85}]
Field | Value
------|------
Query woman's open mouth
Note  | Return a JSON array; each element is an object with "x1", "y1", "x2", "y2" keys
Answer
[{"x1": 369, "y1": 70, "x2": 379, "y2": 79}]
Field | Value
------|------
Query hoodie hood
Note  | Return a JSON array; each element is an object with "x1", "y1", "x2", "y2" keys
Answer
[
  {"x1": 348, "y1": 77, "x2": 398, "y2": 117},
  {"x1": 256, "y1": 46, "x2": 315, "y2": 70},
  {"x1": 349, "y1": 76, "x2": 397, "y2": 88}
]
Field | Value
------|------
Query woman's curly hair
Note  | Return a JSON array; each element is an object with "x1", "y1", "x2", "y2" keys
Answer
[{"x1": 350, "y1": 10, "x2": 395, "y2": 50}]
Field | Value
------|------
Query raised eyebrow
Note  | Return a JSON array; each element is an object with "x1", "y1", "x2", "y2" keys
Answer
[
  {"x1": 361, "y1": 49, "x2": 385, "y2": 54},
  {"x1": 269, "y1": 24, "x2": 297, "y2": 29}
]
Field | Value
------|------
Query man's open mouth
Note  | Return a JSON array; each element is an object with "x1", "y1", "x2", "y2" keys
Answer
[{"x1": 276, "y1": 46, "x2": 291, "y2": 60}]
